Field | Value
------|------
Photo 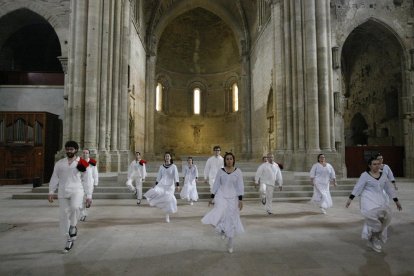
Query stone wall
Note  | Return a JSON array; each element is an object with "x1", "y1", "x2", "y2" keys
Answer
[
  {"x1": 0, "y1": 86, "x2": 64, "y2": 118},
  {"x1": 153, "y1": 69, "x2": 241, "y2": 156},
  {"x1": 129, "y1": 25, "x2": 146, "y2": 154},
  {"x1": 250, "y1": 21, "x2": 274, "y2": 160}
]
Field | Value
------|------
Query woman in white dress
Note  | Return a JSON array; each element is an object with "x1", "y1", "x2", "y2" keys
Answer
[
  {"x1": 376, "y1": 153, "x2": 398, "y2": 190},
  {"x1": 144, "y1": 152, "x2": 180, "y2": 223},
  {"x1": 309, "y1": 154, "x2": 337, "y2": 214},
  {"x1": 346, "y1": 157, "x2": 402, "y2": 253},
  {"x1": 180, "y1": 157, "x2": 199, "y2": 205},
  {"x1": 201, "y1": 152, "x2": 244, "y2": 253}
]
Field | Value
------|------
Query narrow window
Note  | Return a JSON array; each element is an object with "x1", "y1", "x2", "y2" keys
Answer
[
  {"x1": 193, "y1": 88, "x2": 201, "y2": 115},
  {"x1": 156, "y1": 83, "x2": 162, "y2": 111},
  {"x1": 232, "y1": 83, "x2": 239, "y2": 112}
]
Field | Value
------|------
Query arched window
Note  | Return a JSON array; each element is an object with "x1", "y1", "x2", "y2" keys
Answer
[
  {"x1": 232, "y1": 83, "x2": 239, "y2": 112},
  {"x1": 156, "y1": 83, "x2": 163, "y2": 112},
  {"x1": 193, "y1": 88, "x2": 201, "y2": 115}
]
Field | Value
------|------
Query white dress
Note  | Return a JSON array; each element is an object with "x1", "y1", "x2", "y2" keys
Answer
[
  {"x1": 309, "y1": 163, "x2": 336, "y2": 210},
  {"x1": 351, "y1": 171, "x2": 397, "y2": 242},
  {"x1": 180, "y1": 164, "x2": 199, "y2": 201},
  {"x1": 201, "y1": 168, "x2": 245, "y2": 238},
  {"x1": 144, "y1": 164, "x2": 179, "y2": 214}
]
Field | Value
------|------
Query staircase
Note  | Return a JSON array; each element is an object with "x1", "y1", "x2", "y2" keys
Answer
[{"x1": 11, "y1": 161, "x2": 356, "y2": 201}]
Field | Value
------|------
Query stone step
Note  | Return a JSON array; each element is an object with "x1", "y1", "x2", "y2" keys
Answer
[
  {"x1": 30, "y1": 183, "x2": 354, "y2": 193},
  {"x1": 12, "y1": 190, "x2": 351, "y2": 200}
]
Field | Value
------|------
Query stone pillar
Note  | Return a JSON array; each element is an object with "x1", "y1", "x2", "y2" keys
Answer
[
  {"x1": 270, "y1": 0, "x2": 284, "y2": 153},
  {"x1": 118, "y1": 0, "x2": 131, "y2": 171},
  {"x1": 145, "y1": 54, "x2": 157, "y2": 157},
  {"x1": 239, "y1": 41, "x2": 252, "y2": 158},
  {"x1": 84, "y1": 0, "x2": 102, "y2": 149},
  {"x1": 97, "y1": 0, "x2": 115, "y2": 172},
  {"x1": 70, "y1": 0, "x2": 88, "y2": 143},
  {"x1": 110, "y1": 0, "x2": 122, "y2": 152},
  {"x1": 108, "y1": 0, "x2": 122, "y2": 171},
  {"x1": 303, "y1": 0, "x2": 319, "y2": 151},
  {"x1": 283, "y1": 0, "x2": 293, "y2": 151},
  {"x1": 315, "y1": 0, "x2": 331, "y2": 151},
  {"x1": 99, "y1": 0, "x2": 114, "y2": 152},
  {"x1": 294, "y1": 0, "x2": 305, "y2": 151},
  {"x1": 57, "y1": 56, "x2": 69, "y2": 145}
]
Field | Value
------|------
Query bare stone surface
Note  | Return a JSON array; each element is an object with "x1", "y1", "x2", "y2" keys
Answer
[{"x1": 0, "y1": 182, "x2": 413, "y2": 275}]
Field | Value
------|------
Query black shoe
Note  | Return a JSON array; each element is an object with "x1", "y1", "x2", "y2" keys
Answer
[
  {"x1": 63, "y1": 239, "x2": 74, "y2": 253},
  {"x1": 80, "y1": 216, "x2": 86, "y2": 222},
  {"x1": 261, "y1": 198, "x2": 266, "y2": 205},
  {"x1": 267, "y1": 211, "x2": 273, "y2": 215},
  {"x1": 137, "y1": 199, "x2": 141, "y2": 205},
  {"x1": 69, "y1": 226, "x2": 77, "y2": 240}
]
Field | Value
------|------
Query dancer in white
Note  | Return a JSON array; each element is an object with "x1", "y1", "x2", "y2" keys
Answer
[
  {"x1": 254, "y1": 153, "x2": 283, "y2": 215},
  {"x1": 144, "y1": 152, "x2": 180, "y2": 223},
  {"x1": 126, "y1": 151, "x2": 147, "y2": 205},
  {"x1": 180, "y1": 157, "x2": 199, "y2": 205},
  {"x1": 204, "y1": 145, "x2": 223, "y2": 193},
  {"x1": 48, "y1": 141, "x2": 93, "y2": 253},
  {"x1": 346, "y1": 157, "x2": 402, "y2": 253},
  {"x1": 309, "y1": 154, "x2": 337, "y2": 214},
  {"x1": 376, "y1": 153, "x2": 398, "y2": 190},
  {"x1": 202, "y1": 152, "x2": 244, "y2": 253},
  {"x1": 80, "y1": 148, "x2": 99, "y2": 221}
]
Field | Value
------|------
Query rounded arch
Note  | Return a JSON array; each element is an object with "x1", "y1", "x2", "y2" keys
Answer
[
  {"x1": 148, "y1": 1, "x2": 247, "y2": 57},
  {"x1": 0, "y1": 3, "x2": 68, "y2": 56}
]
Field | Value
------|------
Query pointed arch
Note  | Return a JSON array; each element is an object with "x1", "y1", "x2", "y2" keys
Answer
[{"x1": 0, "y1": 3, "x2": 68, "y2": 56}]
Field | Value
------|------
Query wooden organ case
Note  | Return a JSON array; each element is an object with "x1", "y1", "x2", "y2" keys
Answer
[{"x1": 0, "y1": 112, "x2": 60, "y2": 184}]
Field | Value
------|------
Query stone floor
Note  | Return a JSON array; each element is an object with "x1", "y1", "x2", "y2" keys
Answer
[{"x1": 0, "y1": 182, "x2": 413, "y2": 276}]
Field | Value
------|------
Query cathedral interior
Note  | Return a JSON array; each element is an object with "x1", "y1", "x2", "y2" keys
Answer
[{"x1": 0, "y1": 0, "x2": 414, "y2": 181}]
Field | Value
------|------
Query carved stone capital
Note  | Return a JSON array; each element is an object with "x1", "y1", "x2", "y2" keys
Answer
[{"x1": 57, "y1": 56, "x2": 68, "y2": 74}]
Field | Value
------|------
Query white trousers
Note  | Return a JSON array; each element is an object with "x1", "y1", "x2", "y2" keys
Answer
[
  {"x1": 58, "y1": 190, "x2": 84, "y2": 237},
  {"x1": 126, "y1": 178, "x2": 143, "y2": 200},
  {"x1": 261, "y1": 184, "x2": 275, "y2": 212},
  {"x1": 208, "y1": 178, "x2": 215, "y2": 193}
]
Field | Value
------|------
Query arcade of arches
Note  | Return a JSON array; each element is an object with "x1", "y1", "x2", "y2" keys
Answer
[{"x1": 0, "y1": 0, "x2": 413, "y2": 178}]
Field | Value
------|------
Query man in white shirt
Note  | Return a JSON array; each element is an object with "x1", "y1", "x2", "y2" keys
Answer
[
  {"x1": 254, "y1": 153, "x2": 283, "y2": 215},
  {"x1": 48, "y1": 141, "x2": 93, "y2": 253},
  {"x1": 80, "y1": 148, "x2": 99, "y2": 221},
  {"x1": 204, "y1": 145, "x2": 224, "y2": 193},
  {"x1": 126, "y1": 151, "x2": 147, "y2": 205}
]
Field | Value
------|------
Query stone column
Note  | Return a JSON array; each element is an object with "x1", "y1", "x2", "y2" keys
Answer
[
  {"x1": 303, "y1": 0, "x2": 319, "y2": 151},
  {"x1": 294, "y1": 0, "x2": 305, "y2": 151},
  {"x1": 70, "y1": 0, "x2": 88, "y2": 144},
  {"x1": 240, "y1": 50, "x2": 252, "y2": 158},
  {"x1": 111, "y1": 0, "x2": 122, "y2": 151},
  {"x1": 109, "y1": 0, "x2": 123, "y2": 171},
  {"x1": 57, "y1": 56, "x2": 69, "y2": 145},
  {"x1": 84, "y1": 0, "x2": 102, "y2": 149},
  {"x1": 145, "y1": 54, "x2": 156, "y2": 157},
  {"x1": 283, "y1": 0, "x2": 293, "y2": 151},
  {"x1": 270, "y1": 0, "x2": 284, "y2": 153},
  {"x1": 97, "y1": 0, "x2": 115, "y2": 172},
  {"x1": 99, "y1": 0, "x2": 114, "y2": 152},
  {"x1": 118, "y1": 0, "x2": 131, "y2": 171},
  {"x1": 315, "y1": 0, "x2": 331, "y2": 151}
]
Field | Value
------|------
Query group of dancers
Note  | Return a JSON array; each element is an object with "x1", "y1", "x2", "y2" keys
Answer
[{"x1": 48, "y1": 142, "x2": 402, "y2": 254}]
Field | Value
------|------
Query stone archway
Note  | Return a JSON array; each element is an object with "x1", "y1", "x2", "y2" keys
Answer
[
  {"x1": 151, "y1": 7, "x2": 243, "y2": 156},
  {"x1": 341, "y1": 19, "x2": 406, "y2": 176}
]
